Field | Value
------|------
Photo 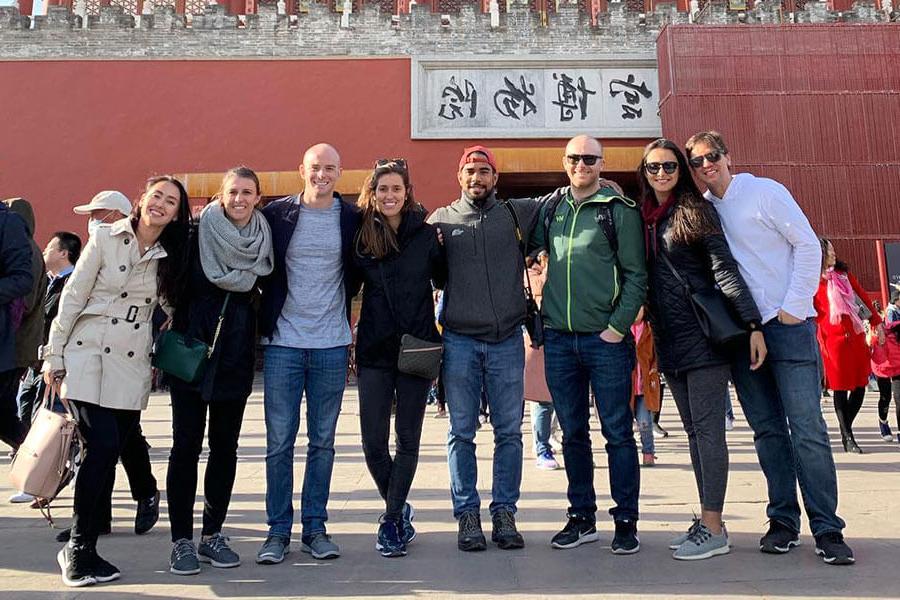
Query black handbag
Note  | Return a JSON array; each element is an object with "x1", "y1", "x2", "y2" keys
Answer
[
  {"x1": 379, "y1": 264, "x2": 443, "y2": 380},
  {"x1": 501, "y1": 200, "x2": 544, "y2": 349},
  {"x1": 659, "y1": 252, "x2": 746, "y2": 347},
  {"x1": 152, "y1": 294, "x2": 230, "y2": 383}
]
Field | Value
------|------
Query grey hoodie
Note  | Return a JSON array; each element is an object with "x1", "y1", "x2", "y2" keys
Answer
[{"x1": 427, "y1": 191, "x2": 541, "y2": 343}]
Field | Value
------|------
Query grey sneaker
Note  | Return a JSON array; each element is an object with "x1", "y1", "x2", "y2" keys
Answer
[
  {"x1": 256, "y1": 534, "x2": 290, "y2": 565},
  {"x1": 668, "y1": 517, "x2": 702, "y2": 550},
  {"x1": 198, "y1": 533, "x2": 240, "y2": 568},
  {"x1": 672, "y1": 523, "x2": 730, "y2": 561},
  {"x1": 301, "y1": 533, "x2": 340, "y2": 560},
  {"x1": 170, "y1": 539, "x2": 201, "y2": 575}
]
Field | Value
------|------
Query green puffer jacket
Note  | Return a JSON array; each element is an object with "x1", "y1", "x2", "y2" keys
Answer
[{"x1": 530, "y1": 186, "x2": 647, "y2": 336}]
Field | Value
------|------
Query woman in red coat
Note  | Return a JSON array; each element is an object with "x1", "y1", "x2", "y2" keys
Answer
[{"x1": 814, "y1": 238, "x2": 885, "y2": 453}]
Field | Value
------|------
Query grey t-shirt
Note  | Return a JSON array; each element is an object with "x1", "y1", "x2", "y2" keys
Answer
[{"x1": 267, "y1": 198, "x2": 351, "y2": 349}]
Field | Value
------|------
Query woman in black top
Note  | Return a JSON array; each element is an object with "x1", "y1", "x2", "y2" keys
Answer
[
  {"x1": 638, "y1": 139, "x2": 765, "y2": 560},
  {"x1": 165, "y1": 167, "x2": 273, "y2": 575},
  {"x1": 353, "y1": 159, "x2": 446, "y2": 558}
]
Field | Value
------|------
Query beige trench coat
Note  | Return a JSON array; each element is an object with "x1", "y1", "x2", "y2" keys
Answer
[{"x1": 43, "y1": 218, "x2": 167, "y2": 410}]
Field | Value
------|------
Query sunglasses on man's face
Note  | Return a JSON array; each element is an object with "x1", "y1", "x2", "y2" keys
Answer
[
  {"x1": 565, "y1": 154, "x2": 602, "y2": 166},
  {"x1": 644, "y1": 161, "x2": 678, "y2": 175},
  {"x1": 374, "y1": 157, "x2": 408, "y2": 170},
  {"x1": 688, "y1": 150, "x2": 723, "y2": 169}
]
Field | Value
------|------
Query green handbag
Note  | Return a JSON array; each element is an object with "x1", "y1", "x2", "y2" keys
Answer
[{"x1": 152, "y1": 294, "x2": 230, "y2": 384}]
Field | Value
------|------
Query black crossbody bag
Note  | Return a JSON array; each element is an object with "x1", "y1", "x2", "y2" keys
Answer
[{"x1": 501, "y1": 201, "x2": 544, "y2": 349}]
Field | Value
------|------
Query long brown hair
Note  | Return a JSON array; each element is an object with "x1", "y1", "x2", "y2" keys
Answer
[
  {"x1": 355, "y1": 161, "x2": 416, "y2": 259},
  {"x1": 637, "y1": 138, "x2": 721, "y2": 245}
]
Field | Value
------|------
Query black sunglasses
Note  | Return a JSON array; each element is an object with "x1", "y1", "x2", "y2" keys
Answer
[
  {"x1": 688, "y1": 150, "x2": 723, "y2": 168},
  {"x1": 565, "y1": 154, "x2": 602, "y2": 166},
  {"x1": 374, "y1": 157, "x2": 408, "y2": 170},
  {"x1": 644, "y1": 161, "x2": 678, "y2": 175}
]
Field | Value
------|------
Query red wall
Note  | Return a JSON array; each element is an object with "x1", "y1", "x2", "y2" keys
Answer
[
  {"x1": 0, "y1": 58, "x2": 600, "y2": 244},
  {"x1": 657, "y1": 24, "x2": 900, "y2": 294}
]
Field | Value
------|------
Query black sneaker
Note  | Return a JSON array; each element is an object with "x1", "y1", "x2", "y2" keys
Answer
[
  {"x1": 759, "y1": 520, "x2": 800, "y2": 554},
  {"x1": 814, "y1": 531, "x2": 855, "y2": 565},
  {"x1": 134, "y1": 490, "x2": 160, "y2": 535},
  {"x1": 610, "y1": 519, "x2": 640, "y2": 555},
  {"x1": 375, "y1": 519, "x2": 407, "y2": 558},
  {"x1": 400, "y1": 503, "x2": 416, "y2": 545},
  {"x1": 491, "y1": 508, "x2": 525, "y2": 550},
  {"x1": 457, "y1": 511, "x2": 487, "y2": 552},
  {"x1": 88, "y1": 547, "x2": 121, "y2": 583},
  {"x1": 57, "y1": 544, "x2": 96, "y2": 587},
  {"x1": 551, "y1": 513, "x2": 599, "y2": 549}
]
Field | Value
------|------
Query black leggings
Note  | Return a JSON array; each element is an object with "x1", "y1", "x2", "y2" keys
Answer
[
  {"x1": 832, "y1": 386, "x2": 866, "y2": 436},
  {"x1": 71, "y1": 401, "x2": 141, "y2": 547},
  {"x1": 166, "y1": 386, "x2": 247, "y2": 542},
  {"x1": 358, "y1": 366, "x2": 430, "y2": 522},
  {"x1": 0, "y1": 368, "x2": 26, "y2": 450},
  {"x1": 877, "y1": 376, "x2": 900, "y2": 429}
]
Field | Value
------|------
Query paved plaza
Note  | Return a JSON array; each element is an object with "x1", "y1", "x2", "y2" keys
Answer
[{"x1": 1, "y1": 382, "x2": 898, "y2": 600}]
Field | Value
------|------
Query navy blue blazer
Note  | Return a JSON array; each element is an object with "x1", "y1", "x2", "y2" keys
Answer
[{"x1": 258, "y1": 192, "x2": 361, "y2": 340}]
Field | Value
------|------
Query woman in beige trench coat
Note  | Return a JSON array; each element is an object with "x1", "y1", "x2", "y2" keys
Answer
[{"x1": 43, "y1": 176, "x2": 191, "y2": 588}]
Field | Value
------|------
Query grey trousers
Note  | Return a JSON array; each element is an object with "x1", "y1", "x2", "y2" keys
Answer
[{"x1": 666, "y1": 364, "x2": 730, "y2": 513}]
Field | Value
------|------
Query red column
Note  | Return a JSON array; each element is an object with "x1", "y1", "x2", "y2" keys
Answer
[{"x1": 19, "y1": 0, "x2": 34, "y2": 15}]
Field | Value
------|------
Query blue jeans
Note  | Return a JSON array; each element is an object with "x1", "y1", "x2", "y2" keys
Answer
[
  {"x1": 730, "y1": 318, "x2": 845, "y2": 536},
  {"x1": 544, "y1": 329, "x2": 639, "y2": 522},
  {"x1": 633, "y1": 395, "x2": 654, "y2": 455},
  {"x1": 263, "y1": 345, "x2": 348, "y2": 538},
  {"x1": 531, "y1": 401, "x2": 554, "y2": 456},
  {"x1": 442, "y1": 328, "x2": 524, "y2": 518}
]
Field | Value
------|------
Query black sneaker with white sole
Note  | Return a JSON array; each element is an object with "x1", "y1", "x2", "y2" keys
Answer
[
  {"x1": 759, "y1": 520, "x2": 800, "y2": 554},
  {"x1": 610, "y1": 519, "x2": 640, "y2": 555},
  {"x1": 89, "y1": 548, "x2": 121, "y2": 583},
  {"x1": 551, "y1": 513, "x2": 599, "y2": 549},
  {"x1": 58, "y1": 544, "x2": 96, "y2": 587},
  {"x1": 814, "y1": 532, "x2": 855, "y2": 565}
]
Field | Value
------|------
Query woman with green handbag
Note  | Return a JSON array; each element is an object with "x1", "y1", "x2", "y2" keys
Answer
[
  {"x1": 43, "y1": 177, "x2": 192, "y2": 587},
  {"x1": 165, "y1": 167, "x2": 273, "y2": 576}
]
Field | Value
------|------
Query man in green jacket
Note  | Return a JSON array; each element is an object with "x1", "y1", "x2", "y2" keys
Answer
[{"x1": 530, "y1": 135, "x2": 647, "y2": 555}]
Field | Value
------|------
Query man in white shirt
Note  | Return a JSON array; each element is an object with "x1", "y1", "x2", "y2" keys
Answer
[{"x1": 686, "y1": 131, "x2": 853, "y2": 566}]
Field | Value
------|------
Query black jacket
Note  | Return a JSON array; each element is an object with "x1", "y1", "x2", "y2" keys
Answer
[
  {"x1": 0, "y1": 205, "x2": 34, "y2": 372},
  {"x1": 169, "y1": 231, "x2": 259, "y2": 403},
  {"x1": 42, "y1": 271, "x2": 73, "y2": 344},
  {"x1": 647, "y1": 206, "x2": 760, "y2": 376},
  {"x1": 258, "y1": 193, "x2": 361, "y2": 339},
  {"x1": 353, "y1": 209, "x2": 446, "y2": 370}
]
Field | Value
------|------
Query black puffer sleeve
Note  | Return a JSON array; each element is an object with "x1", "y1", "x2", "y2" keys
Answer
[{"x1": 702, "y1": 211, "x2": 761, "y2": 327}]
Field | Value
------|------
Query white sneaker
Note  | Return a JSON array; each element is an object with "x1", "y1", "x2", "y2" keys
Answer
[
  {"x1": 9, "y1": 491, "x2": 35, "y2": 504},
  {"x1": 725, "y1": 416, "x2": 735, "y2": 431}
]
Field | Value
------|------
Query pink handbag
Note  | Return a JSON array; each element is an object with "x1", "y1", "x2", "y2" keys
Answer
[{"x1": 9, "y1": 382, "x2": 82, "y2": 510}]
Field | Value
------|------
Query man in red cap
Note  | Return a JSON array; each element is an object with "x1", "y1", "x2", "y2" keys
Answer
[{"x1": 427, "y1": 145, "x2": 543, "y2": 553}]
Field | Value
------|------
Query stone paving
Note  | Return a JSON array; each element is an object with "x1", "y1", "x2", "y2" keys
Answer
[{"x1": 1, "y1": 383, "x2": 898, "y2": 600}]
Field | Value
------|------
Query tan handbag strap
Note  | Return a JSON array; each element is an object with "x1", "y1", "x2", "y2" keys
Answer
[{"x1": 42, "y1": 376, "x2": 76, "y2": 421}]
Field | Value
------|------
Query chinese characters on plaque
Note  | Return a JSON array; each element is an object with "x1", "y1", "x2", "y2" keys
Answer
[{"x1": 413, "y1": 58, "x2": 661, "y2": 139}]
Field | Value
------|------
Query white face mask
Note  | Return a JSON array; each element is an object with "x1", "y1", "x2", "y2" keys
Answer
[{"x1": 87, "y1": 219, "x2": 103, "y2": 237}]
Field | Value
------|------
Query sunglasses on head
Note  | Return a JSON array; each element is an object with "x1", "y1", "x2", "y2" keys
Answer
[
  {"x1": 644, "y1": 161, "x2": 678, "y2": 175},
  {"x1": 688, "y1": 150, "x2": 723, "y2": 168},
  {"x1": 565, "y1": 154, "x2": 602, "y2": 166},
  {"x1": 374, "y1": 157, "x2": 408, "y2": 170}
]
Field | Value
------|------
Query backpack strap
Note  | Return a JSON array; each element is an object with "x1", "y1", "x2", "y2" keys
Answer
[
  {"x1": 594, "y1": 203, "x2": 618, "y2": 254},
  {"x1": 541, "y1": 189, "x2": 566, "y2": 254}
]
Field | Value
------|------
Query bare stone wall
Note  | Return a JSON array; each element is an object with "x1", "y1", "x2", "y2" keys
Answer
[{"x1": 0, "y1": 0, "x2": 893, "y2": 60}]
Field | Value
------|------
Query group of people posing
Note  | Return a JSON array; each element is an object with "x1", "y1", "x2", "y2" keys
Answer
[{"x1": 4, "y1": 129, "x2": 895, "y2": 589}]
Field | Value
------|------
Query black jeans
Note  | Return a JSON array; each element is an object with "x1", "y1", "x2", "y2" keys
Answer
[
  {"x1": 877, "y1": 376, "x2": 900, "y2": 428},
  {"x1": 166, "y1": 386, "x2": 248, "y2": 542},
  {"x1": 358, "y1": 366, "x2": 430, "y2": 521},
  {"x1": 0, "y1": 367, "x2": 26, "y2": 450},
  {"x1": 71, "y1": 401, "x2": 141, "y2": 547}
]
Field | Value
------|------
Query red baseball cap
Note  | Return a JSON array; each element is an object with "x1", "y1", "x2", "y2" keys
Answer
[{"x1": 458, "y1": 145, "x2": 498, "y2": 173}]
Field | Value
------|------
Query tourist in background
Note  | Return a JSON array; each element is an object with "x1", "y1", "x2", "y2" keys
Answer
[
  {"x1": 630, "y1": 307, "x2": 659, "y2": 468},
  {"x1": 352, "y1": 158, "x2": 445, "y2": 557},
  {"x1": 44, "y1": 177, "x2": 191, "y2": 587},
  {"x1": 166, "y1": 167, "x2": 273, "y2": 575},
  {"x1": 871, "y1": 290, "x2": 900, "y2": 444},
  {"x1": 814, "y1": 238, "x2": 883, "y2": 453}
]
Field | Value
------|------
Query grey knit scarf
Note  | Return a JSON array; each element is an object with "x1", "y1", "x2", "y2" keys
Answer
[{"x1": 198, "y1": 202, "x2": 274, "y2": 292}]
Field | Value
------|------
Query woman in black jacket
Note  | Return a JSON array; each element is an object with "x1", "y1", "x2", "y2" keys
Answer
[
  {"x1": 353, "y1": 159, "x2": 446, "y2": 558},
  {"x1": 165, "y1": 167, "x2": 273, "y2": 575},
  {"x1": 638, "y1": 139, "x2": 766, "y2": 561}
]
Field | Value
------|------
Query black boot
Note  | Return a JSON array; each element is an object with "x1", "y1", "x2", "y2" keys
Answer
[{"x1": 842, "y1": 432, "x2": 863, "y2": 454}]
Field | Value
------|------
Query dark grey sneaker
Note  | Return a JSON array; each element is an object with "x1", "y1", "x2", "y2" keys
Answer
[
  {"x1": 301, "y1": 533, "x2": 341, "y2": 559},
  {"x1": 198, "y1": 533, "x2": 241, "y2": 568},
  {"x1": 256, "y1": 534, "x2": 291, "y2": 565},
  {"x1": 759, "y1": 520, "x2": 800, "y2": 554},
  {"x1": 672, "y1": 523, "x2": 730, "y2": 561},
  {"x1": 491, "y1": 508, "x2": 525, "y2": 550},
  {"x1": 170, "y1": 539, "x2": 201, "y2": 576},
  {"x1": 401, "y1": 503, "x2": 417, "y2": 545},
  {"x1": 457, "y1": 511, "x2": 487, "y2": 552}
]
